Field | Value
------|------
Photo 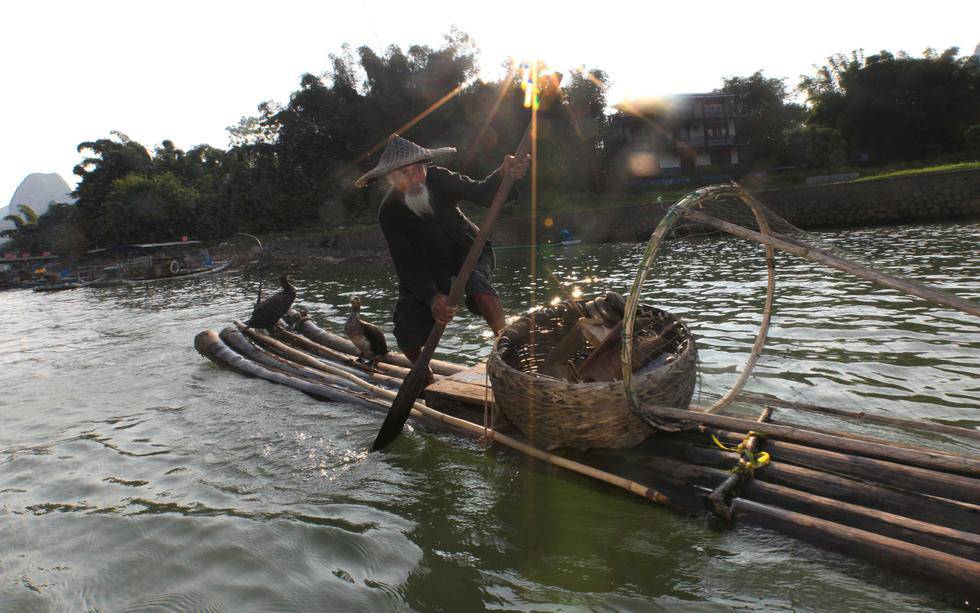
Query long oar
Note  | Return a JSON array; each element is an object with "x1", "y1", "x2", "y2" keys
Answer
[{"x1": 371, "y1": 123, "x2": 534, "y2": 451}]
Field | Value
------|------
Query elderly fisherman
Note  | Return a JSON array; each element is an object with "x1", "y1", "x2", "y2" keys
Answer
[{"x1": 355, "y1": 135, "x2": 529, "y2": 372}]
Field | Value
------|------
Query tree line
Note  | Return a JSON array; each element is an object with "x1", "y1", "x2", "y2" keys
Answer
[{"x1": 4, "y1": 31, "x2": 978, "y2": 254}]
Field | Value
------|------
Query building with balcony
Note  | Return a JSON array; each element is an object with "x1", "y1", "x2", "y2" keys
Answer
[{"x1": 616, "y1": 92, "x2": 746, "y2": 180}]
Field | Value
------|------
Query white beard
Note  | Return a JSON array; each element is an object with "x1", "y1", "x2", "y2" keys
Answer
[{"x1": 403, "y1": 185, "x2": 433, "y2": 217}]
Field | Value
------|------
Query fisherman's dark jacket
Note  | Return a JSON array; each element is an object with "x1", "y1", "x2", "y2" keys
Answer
[{"x1": 378, "y1": 165, "x2": 516, "y2": 306}]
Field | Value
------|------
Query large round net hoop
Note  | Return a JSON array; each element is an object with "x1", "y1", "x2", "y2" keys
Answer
[{"x1": 621, "y1": 184, "x2": 776, "y2": 421}]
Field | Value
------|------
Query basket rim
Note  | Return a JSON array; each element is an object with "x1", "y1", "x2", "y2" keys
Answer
[{"x1": 489, "y1": 303, "x2": 694, "y2": 390}]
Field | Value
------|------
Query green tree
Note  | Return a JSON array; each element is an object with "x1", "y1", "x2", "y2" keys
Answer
[
  {"x1": 964, "y1": 124, "x2": 980, "y2": 154},
  {"x1": 784, "y1": 125, "x2": 847, "y2": 169},
  {"x1": 800, "y1": 48, "x2": 980, "y2": 162},
  {"x1": 34, "y1": 203, "x2": 86, "y2": 255},
  {"x1": 73, "y1": 132, "x2": 153, "y2": 245},
  {"x1": 96, "y1": 172, "x2": 200, "y2": 244},
  {"x1": 721, "y1": 71, "x2": 804, "y2": 166},
  {"x1": 1, "y1": 204, "x2": 43, "y2": 252},
  {"x1": 562, "y1": 68, "x2": 609, "y2": 191}
]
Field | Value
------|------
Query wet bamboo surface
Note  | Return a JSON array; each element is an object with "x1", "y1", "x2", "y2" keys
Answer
[{"x1": 194, "y1": 319, "x2": 980, "y2": 601}]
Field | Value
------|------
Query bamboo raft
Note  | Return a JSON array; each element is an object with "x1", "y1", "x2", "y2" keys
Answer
[{"x1": 195, "y1": 312, "x2": 980, "y2": 603}]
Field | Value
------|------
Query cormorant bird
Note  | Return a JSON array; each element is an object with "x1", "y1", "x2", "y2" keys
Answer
[
  {"x1": 345, "y1": 296, "x2": 389, "y2": 366},
  {"x1": 244, "y1": 272, "x2": 296, "y2": 333}
]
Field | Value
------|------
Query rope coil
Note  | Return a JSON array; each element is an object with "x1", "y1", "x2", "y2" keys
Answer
[{"x1": 711, "y1": 430, "x2": 771, "y2": 475}]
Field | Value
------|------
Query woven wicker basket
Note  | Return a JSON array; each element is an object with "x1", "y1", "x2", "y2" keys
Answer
[{"x1": 488, "y1": 299, "x2": 698, "y2": 450}]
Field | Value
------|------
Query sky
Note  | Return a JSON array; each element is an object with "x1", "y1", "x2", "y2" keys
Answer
[{"x1": 2, "y1": 0, "x2": 978, "y2": 207}]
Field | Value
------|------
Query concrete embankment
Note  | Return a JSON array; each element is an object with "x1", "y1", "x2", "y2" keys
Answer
[
  {"x1": 234, "y1": 168, "x2": 980, "y2": 267},
  {"x1": 491, "y1": 168, "x2": 980, "y2": 245}
]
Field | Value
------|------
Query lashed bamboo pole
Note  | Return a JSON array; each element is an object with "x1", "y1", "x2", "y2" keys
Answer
[
  {"x1": 195, "y1": 330, "x2": 381, "y2": 409},
  {"x1": 642, "y1": 403, "x2": 980, "y2": 478},
  {"x1": 651, "y1": 438, "x2": 980, "y2": 533},
  {"x1": 736, "y1": 392, "x2": 980, "y2": 442},
  {"x1": 273, "y1": 324, "x2": 433, "y2": 381},
  {"x1": 612, "y1": 448, "x2": 980, "y2": 559},
  {"x1": 219, "y1": 327, "x2": 365, "y2": 393},
  {"x1": 290, "y1": 314, "x2": 465, "y2": 376},
  {"x1": 705, "y1": 429, "x2": 980, "y2": 505},
  {"x1": 198, "y1": 328, "x2": 673, "y2": 507},
  {"x1": 731, "y1": 498, "x2": 980, "y2": 597},
  {"x1": 741, "y1": 479, "x2": 980, "y2": 562},
  {"x1": 240, "y1": 323, "x2": 405, "y2": 389}
]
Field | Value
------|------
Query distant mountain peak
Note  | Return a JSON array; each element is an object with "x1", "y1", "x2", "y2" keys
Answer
[{"x1": 1, "y1": 173, "x2": 75, "y2": 234}]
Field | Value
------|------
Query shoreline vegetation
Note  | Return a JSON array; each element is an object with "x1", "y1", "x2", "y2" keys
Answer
[{"x1": 3, "y1": 35, "x2": 978, "y2": 261}]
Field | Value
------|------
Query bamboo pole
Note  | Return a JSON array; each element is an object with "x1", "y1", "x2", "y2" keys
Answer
[
  {"x1": 623, "y1": 444, "x2": 980, "y2": 560},
  {"x1": 200, "y1": 327, "x2": 674, "y2": 507},
  {"x1": 199, "y1": 328, "x2": 980, "y2": 592},
  {"x1": 290, "y1": 315, "x2": 465, "y2": 376},
  {"x1": 273, "y1": 324, "x2": 433, "y2": 381},
  {"x1": 742, "y1": 479, "x2": 980, "y2": 562},
  {"x1": 195, "y1": 330, "x2": 383, "y2": 410},
  {"x1": 642, "y1": 404, "x2": 980, "y2": 478},
  {"x1": 219, "y1": 327, "x2": 366, "y2": 393},
  {"x1": 705, "y1": 429, "x2": 980, "y2": 505},
  {"x1": 659, "y1": 439, "x2": 980, "y2": 534},
  {"x1": 681, "y1": 207, "x2": 980, "y2": 318},
  {"x1": 240, "y1": 324, "x2": 405, "y2": 389},
  {"x1": 736, "y1": 392, "x2": 980, "y2": 442},
  {"x1": 731, "y1": 498, "x2": 980, "y2": 598}
]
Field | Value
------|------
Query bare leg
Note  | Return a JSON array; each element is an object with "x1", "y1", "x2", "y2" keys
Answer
[
  {"x1": 471, "y1": 292, "x2": 506, "y2": 336},
  {"x1": 402, "y1": 346, "x2": 434, "y2": 387}
]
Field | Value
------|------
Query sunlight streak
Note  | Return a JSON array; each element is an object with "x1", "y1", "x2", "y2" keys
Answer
[
  {"x1": 461, "y1": 69, "x2": 516, "y2": 171},
  {"x1": 347, "y1": 83, "x2": 465, "y2": 171}
]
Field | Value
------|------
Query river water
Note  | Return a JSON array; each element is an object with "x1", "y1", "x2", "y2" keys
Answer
[{"x1": 1, "y1": 222, "x2": 978, "y2": 611}]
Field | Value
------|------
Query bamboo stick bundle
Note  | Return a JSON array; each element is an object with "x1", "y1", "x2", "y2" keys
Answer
[
  {"x1": 197, "y1": 326, "x2": 980, "y2": 598},
  {"x1": 271, "y1": 324, "x2": 433, "y2": 382},
  {"x1": 701, "y1": 429, "x2": 980, "y2": 505},
  {"x1": 736, "y1": 393, "x2": 980, "y2": 443},
  {"x1": 740, "y1": 479, "x2": 980, "y2": 562},
  {"x1": 642, "y1": 404, "x2": 980, "y2": 478},
  {"x1": 196, "y1": 327, "x2": 675, "y2": 508},
  {"x1": 240, "y1": 323, "x2": 405, "y2": 389},
  {"x1": 219, "y1": 327, "x2": 367, "y2": 393},
  {"x1": 195, "y1": 330, "x2": 383, "y2": 410},
  {"x1": 288, "y1": 312, "x2": 465, "y2": 376},
  {"x1": 648, "y1": 437, "x2": 980, "y2": 533},
  {"x1": 731, "y1": 498, "x2": 980, "y2": 599}
]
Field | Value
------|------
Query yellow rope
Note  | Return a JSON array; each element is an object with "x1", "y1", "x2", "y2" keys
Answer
[{"x1": 710, "y1": 431, "x2": 771, "y2": 474}]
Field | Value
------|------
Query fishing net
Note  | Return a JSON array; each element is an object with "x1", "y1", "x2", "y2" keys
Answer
[{"x1": 621, "y1": 183, "x2": 980, "y2": 453}]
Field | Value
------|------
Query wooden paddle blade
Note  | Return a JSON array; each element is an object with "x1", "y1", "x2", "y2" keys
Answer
[{"x1": 371, "y1": 364, "x2": 429, "y2": 451}]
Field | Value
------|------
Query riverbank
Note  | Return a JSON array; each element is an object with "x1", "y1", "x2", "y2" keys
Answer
[{"x1": 214, "y1": 167, "x2": 980, "y2": 273}]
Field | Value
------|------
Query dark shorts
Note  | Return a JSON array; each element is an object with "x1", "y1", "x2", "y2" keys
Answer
[{"x1": 393, "y1": 254, "x2": 497, "y2": 351}]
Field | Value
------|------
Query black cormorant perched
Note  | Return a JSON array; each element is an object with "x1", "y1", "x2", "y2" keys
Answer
[
  {"x1": 345, "y1": 296, "x2": 389, "y2": 366},
  {"x1": 244, "y1": 273, "x2": 296, "y2": 333}
]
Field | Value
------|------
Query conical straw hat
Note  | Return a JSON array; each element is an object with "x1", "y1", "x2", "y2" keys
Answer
[{"x1": 354, "y1": 135, "x2": 456, "y2": 187}]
